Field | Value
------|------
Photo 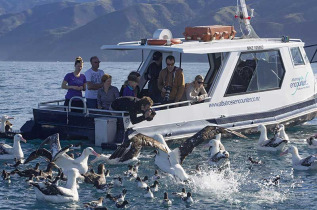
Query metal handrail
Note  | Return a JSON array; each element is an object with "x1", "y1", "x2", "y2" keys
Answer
[
  {"x1": 153, "y1": 97, "x2": 211, "y2": 109},
  {"x1": 69, "y1": 97, "x2": 87, "y2": 114}
]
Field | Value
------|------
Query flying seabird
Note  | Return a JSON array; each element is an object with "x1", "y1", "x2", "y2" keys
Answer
[
  {"x1": 153, "y1": 126, "x2": 246, "y2": 181},
  {"x1": 91, "y1": 133, "x2": 168, "y2": 165}
]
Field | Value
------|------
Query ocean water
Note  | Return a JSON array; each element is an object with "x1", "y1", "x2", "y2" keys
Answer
[{"x1": 1, "y1": 61, "x2": 317, "y2": 209}]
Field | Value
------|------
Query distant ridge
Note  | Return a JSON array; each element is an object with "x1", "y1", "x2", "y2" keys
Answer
[{"x1": 0, "y1": 0, "x2": 316, "y2": 61}]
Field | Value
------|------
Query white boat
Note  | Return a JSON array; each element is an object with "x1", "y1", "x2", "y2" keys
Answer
[{"x1": 20, "y1": 0, "x2": 317, "y2": 146}]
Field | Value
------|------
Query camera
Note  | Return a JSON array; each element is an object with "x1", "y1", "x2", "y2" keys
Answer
[
  {"x1": 146, "y1": 108, "x2": 156, "y2": 121},
  {"x1": 163, "y1": 86, "x2": 172, "y2": 102}
]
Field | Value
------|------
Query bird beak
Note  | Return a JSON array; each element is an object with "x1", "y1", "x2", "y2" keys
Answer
[
  {"x1": 280, "y1": 149, "x2": 288, "y2": 156},
  {"x1": 20, "y1": 136, "x2": 27, "y2": 143},
  {"x1": 92, "y1": 150, "x2": 100, "y2": 157}
]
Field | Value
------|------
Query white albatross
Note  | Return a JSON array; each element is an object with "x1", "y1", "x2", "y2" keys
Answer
[
  {"x1": 0, "y1": 115, "x2": 13, "y2": 133},
  {"x1": 281, "y1": 146, "x2": 317, "y2": 170},
  {"x1": 153, "y1": 126, "x2": 247, "y2": 181},
  {"x1": 24, "y1": 133, "x2": 100, "y2": 174},
  {"x1": 257, "y1": 124, "x2": 288, "y2": 151},
  {"x1": 203, "y1": 134, "x2": 229, "y2": 166},
  {"x1": 31, "y1": 168, "x2": 82, "y2": 203},
  {"x1": 0, "y1": 134, "x2": 26, "y2": 160}
]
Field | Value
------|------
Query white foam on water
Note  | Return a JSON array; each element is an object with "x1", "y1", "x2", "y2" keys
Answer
[{"x1": 189, "y1": 168, "x2": 240, "y2": 199}]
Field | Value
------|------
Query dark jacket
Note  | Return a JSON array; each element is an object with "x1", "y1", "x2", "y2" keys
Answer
[{"x1": 111, "y1": 96, "x2": 145, "y2": 124}]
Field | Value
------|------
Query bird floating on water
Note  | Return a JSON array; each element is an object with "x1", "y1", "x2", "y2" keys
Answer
[
  {"x1": 0, "y1": 134, "x2": 26, "y2": 160},
  {"x1": 281, "y1": 146, "x2": 317, "y2": 170},
  {"x1": 257, "y1": 124, "x2": 288, "y2": 151}
]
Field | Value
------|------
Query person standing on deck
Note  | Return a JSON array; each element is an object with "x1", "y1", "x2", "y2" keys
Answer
[
  {"x1": 158, "y1": 55, "x2": 185, "y2": 103},
  {"x1": 84, "y1": 56, "x2": 104, "y2": 108},
  {"x1": 61, "y1": 56, "x2": 86, "y2": 110}
]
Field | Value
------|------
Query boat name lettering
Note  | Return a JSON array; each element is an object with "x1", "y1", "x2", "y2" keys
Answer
[
  {"x1": 247, "y1": 45, "x2": 264, "y2": 51},
  {"x1": 209, "y1": 96, "x2": 260, "y2": 108},
  {"x1": 290, "y1": 72, "x2": 310, "y2": 95}
]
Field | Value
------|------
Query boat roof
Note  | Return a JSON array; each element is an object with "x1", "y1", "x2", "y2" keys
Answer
[{"x1": 100, "y1": 38, "x2": 304, "y2": 54}]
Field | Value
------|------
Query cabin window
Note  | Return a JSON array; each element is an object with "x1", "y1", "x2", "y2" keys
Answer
[
  {"x1": 225, "y1": 50, "x2": 285, "y2": 96},
  {"x1": 290, "y1": 47, "x2": 305, "y2": 66}
]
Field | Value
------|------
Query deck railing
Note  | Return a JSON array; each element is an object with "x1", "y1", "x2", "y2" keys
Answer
[{"x1": 38, "y1": 97, "x2": 212, "y2": 116}]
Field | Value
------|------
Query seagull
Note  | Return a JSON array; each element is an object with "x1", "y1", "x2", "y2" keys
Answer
[
  {"x1": 257, "y1": 124, "x2": 288, "y2": 151},
  {"x1": 31, "y1": 168, "x2": 82, "y2": 203},
  {"x1": 83, "y1": 197, "x2": 104, "y2": 208},
  {"x1": 144, "y1": 187, "x2": 154, "y2": 198},
  {"x1": 24, "y1": 133, "x2": 100, "y2": 174},
  {"x1": 281, "y1": 146, "x2": 317, "y2": 170},
  {"x1": 153, "y1": 126, "x2": 247, "y2": 181},
  {"x1": 0, "y1": 134, "x2": 26, "y2": 160},
  {"x1": 91, "y1": 133, "x2": 168, "y2": 165}
]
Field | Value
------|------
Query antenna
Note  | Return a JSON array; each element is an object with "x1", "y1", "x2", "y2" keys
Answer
[{"x1": 235, "y1": 0, "x2": 259, "y2": 38}]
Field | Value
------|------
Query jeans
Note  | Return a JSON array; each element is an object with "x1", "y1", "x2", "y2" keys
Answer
[{"x1": 86, "y1": 98, "x2": 97, "y2": 109}]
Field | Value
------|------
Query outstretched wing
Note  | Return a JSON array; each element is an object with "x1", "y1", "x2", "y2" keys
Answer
[
  {"x1": 174, "y1": 126, "x2": 247, "y2": 165},
  {"x1": 52, "y1": 144, "x2": 73, "y2": 162},
  {"x1": 38, "y1": 133, "x2": 61, "y2": 157},
  {"x1": 110, "y1": 133, "x2": 168, "y2": 163},
  {"x1": 24, "y1": 148, "x2": 52, "y2": 164}
]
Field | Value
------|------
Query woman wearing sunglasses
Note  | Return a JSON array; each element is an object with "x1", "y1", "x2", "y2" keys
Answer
[{"x1": 185, "y1": 75, "x2": 208, "y2": 103}]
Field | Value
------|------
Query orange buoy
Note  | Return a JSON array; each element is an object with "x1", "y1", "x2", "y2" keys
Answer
[{"x1": 147, "y1": 39, "x2": 182, "y2": 46}]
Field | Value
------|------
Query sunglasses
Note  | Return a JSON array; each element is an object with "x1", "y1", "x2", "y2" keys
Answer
[
  {"x1": 197, "y1": 81, "x2": 204, "y2": 84},
  {"x1": 166, "y1": 63, "x2": 174, "y2": 66}
]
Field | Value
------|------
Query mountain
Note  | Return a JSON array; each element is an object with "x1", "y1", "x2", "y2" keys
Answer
[{"x1": 0, "y1": 0, "x2": 316, "y2": 61}]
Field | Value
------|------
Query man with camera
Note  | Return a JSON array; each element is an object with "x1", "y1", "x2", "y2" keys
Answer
[
  {"x1": 158, "y1": 55, "x2": 185, "y2": 103},
  {"x1": 110, "y1": 96, "x2": 155, "y2": 124}
]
